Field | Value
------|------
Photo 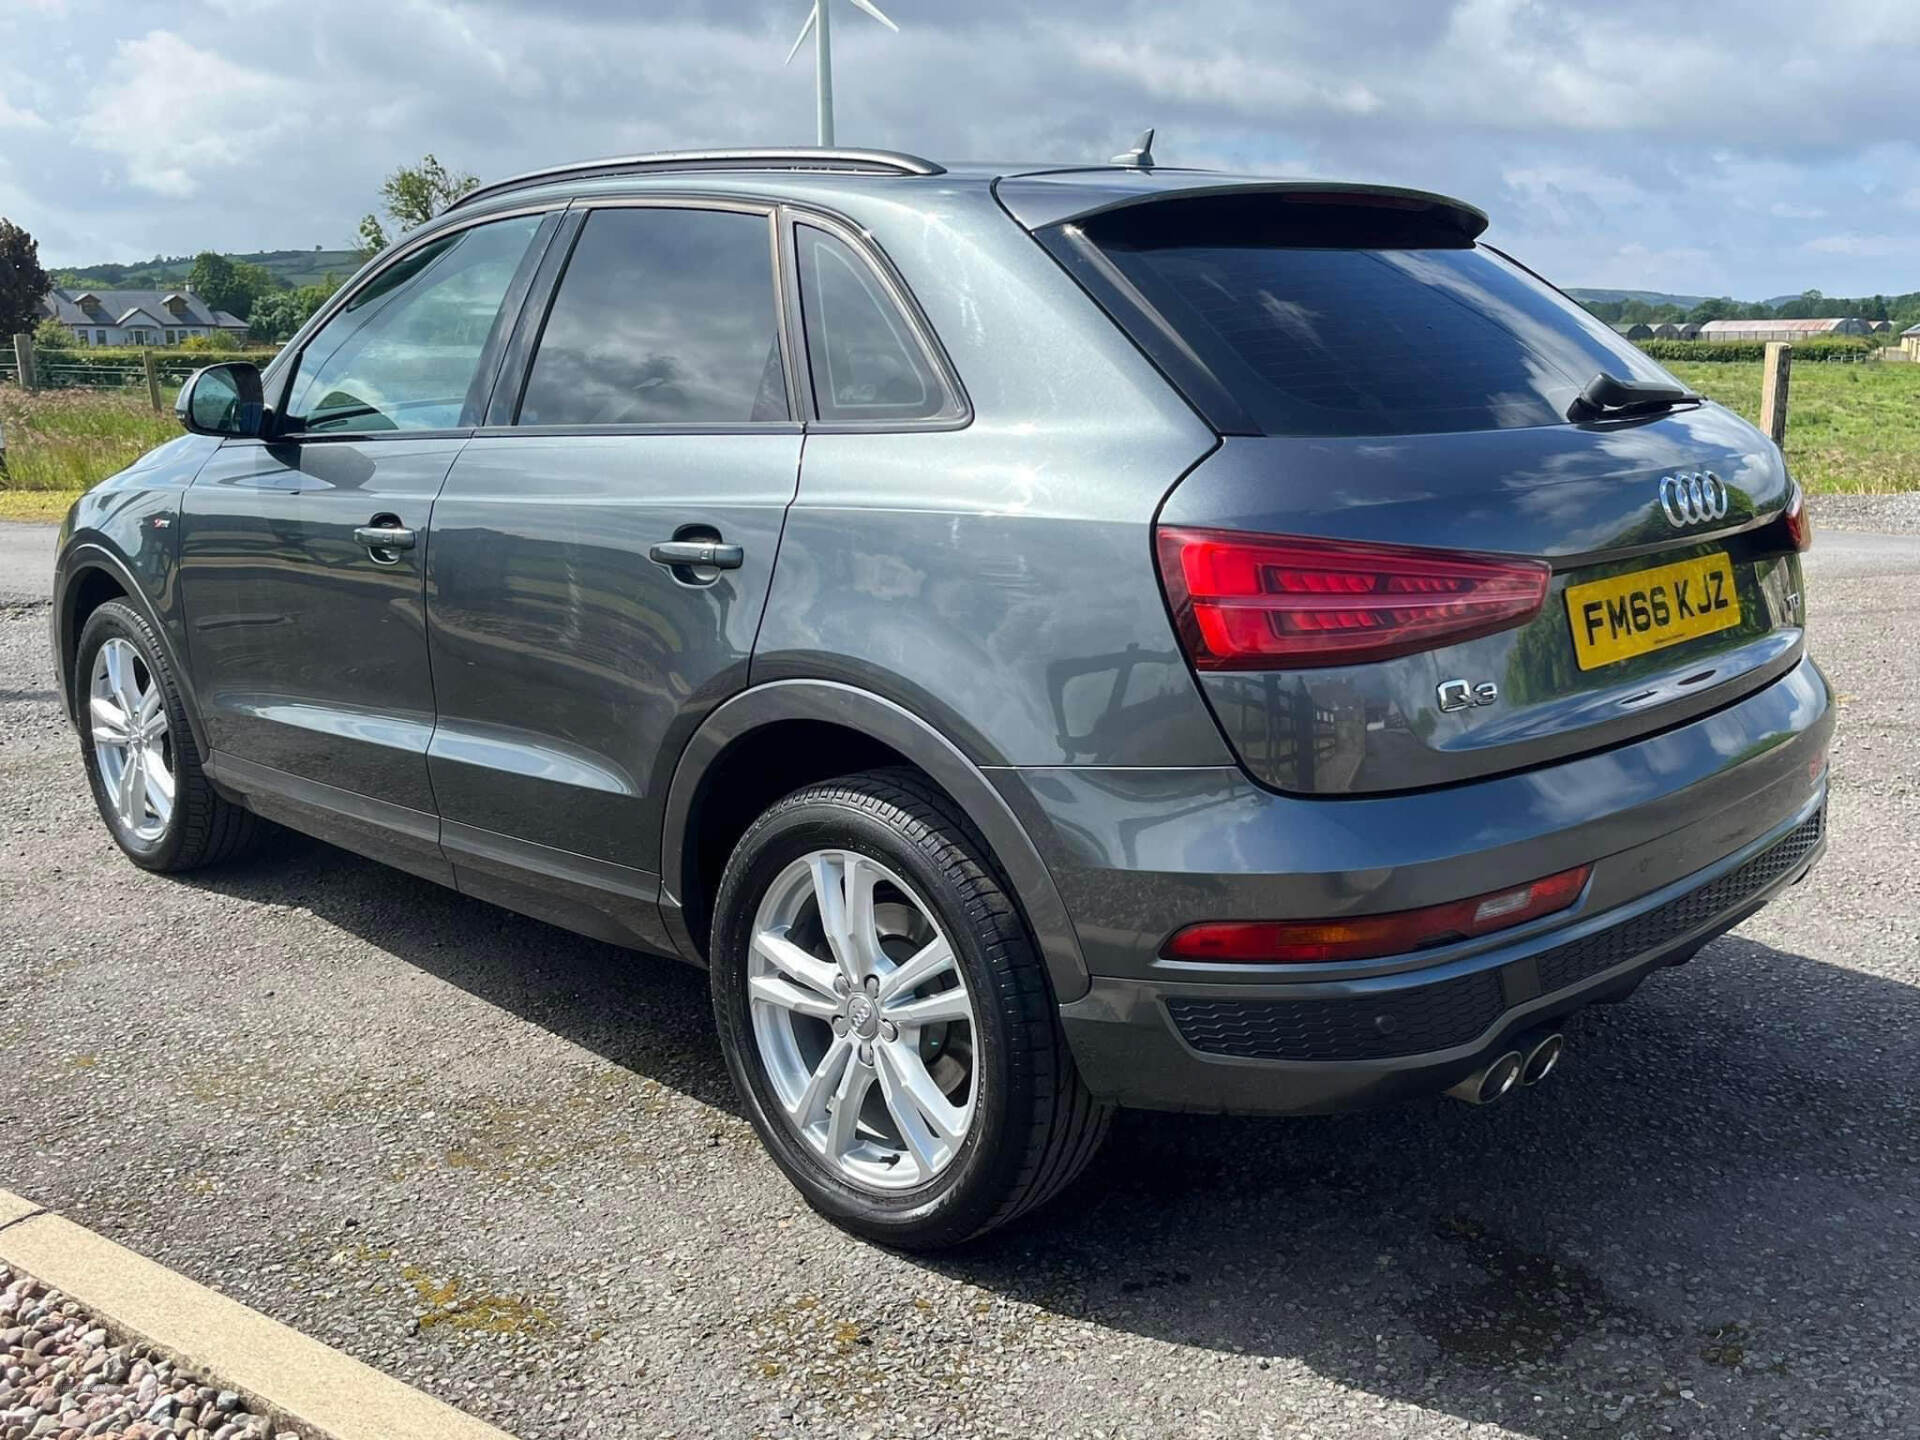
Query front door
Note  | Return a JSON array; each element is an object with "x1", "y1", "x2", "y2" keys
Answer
[
  {"x1": 176, "y1": 212, "x2": 551, "y2": 880},
  {"x1": 424, "y1": 203, "x2": 803, "y2": 943}
]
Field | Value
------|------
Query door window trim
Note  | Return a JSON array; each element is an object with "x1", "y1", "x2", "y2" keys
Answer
[
  {"x1": 254, "y1": 201, "x2": 568, "y2": 445},
  {"x1": 478, "y1": 196, "x2": 806, "y2": 439},
  {"x1": 778, "y1": 205, "x2": 972, "y2": 434}
]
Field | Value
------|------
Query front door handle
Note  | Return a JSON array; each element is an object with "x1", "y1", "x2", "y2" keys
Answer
[
  {"x1": 354, "y1": 523, "x2": 416, "y2": 562},
  {"x1": 649, "y1": 540, "x2": 744, "y2": 570}
]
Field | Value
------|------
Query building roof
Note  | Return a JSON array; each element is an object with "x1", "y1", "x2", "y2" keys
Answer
[
  {"x1": 1697, "y1": 317, "x2": 1863, "y2": 334},
  {"x1": 37, "y1": 287, "x2": 247, "y2": 331},
  {"x1": 1904, "y1": 324, "x2": 1920, "y2": 336}
]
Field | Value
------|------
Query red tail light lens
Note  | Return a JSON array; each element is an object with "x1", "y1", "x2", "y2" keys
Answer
[
  {"x1": 1155, "y1": 527, "x2": 1551, "y2": 670},
  {"x1": 1162, "y1": 866, "x2": 1591, "y2": 964},
  {"x1": 1783, "y1": 483, "x2": 1813, "y2": 553}
]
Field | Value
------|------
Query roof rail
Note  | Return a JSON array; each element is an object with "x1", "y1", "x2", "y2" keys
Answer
[{"x1": 448, "y1": 148, "x2": 945, "y2": 212}]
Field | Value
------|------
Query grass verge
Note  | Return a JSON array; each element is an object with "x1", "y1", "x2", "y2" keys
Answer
[{"x1": 0, "y1": 385, "x2": 179, "y2": 523}]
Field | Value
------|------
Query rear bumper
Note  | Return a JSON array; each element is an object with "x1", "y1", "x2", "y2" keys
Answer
[
  {"x1": 993, "y1": 654, "x2": 1832, "y2": 1114},
  {"x1": 1056, "y1": 796, "x2": 1822, "y2": 1112}
]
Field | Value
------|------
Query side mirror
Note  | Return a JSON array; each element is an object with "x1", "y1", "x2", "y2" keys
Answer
[{"x1": 176, "y1": 363, "x2": 266, "y2": 438}]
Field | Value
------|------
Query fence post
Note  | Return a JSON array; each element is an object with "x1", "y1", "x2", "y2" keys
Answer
[
  {"x1": 142, "y1": 348, "x2": 163, "y2": 413},
  {"x1": 11, "y1": 332, "x2": 34, "y2": 392},
  {"x1": 1759, "y1": 341, "x2": 1791, "y2": 447}
]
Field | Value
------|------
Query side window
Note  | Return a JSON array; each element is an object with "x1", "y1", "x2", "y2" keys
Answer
[
  {"x1": 282, "y1": 214, "x2": 543, "y2": 434},
  {"x1": 517, "y1": 207, "x2": 789, "y2": 427},
  {"x1": 794, "y1": 224, "x2": 958, "y2": 424}
]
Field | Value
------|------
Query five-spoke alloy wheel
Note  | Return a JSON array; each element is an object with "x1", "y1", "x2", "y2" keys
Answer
[
  {"x1": 748, "y1": 849, "x2": 978, "y2": 1190},
  {"x1": 75, "y1": 599, "x2": 263, "y2": 872},
  {"x1": 88, "y1": 636, "x2": 176, "y2": 845},
  {"x1": 712, "y1": 769, "x2": 1111, "y2": 1249}
]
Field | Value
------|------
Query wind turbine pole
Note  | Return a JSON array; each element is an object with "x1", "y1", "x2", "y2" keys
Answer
[{"x1": 815, "y1": 0, "x2": 835, "y2": 146}]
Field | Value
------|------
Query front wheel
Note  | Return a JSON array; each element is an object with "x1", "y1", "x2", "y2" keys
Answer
[
  {"x1": 75, "y1": 600, "x2": 264, "y2": 872},
  {"x1": 711, "y1": 769, "x2": 1111, "y2": 1249}
]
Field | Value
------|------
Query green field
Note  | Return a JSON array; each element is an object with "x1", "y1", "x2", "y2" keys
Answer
[
  {"x1": 0, "y1": 386, "x2": 180, "y2": 521},
  {"x1": 4, "y1": 357, "x2": 1918, "y2": 522},
  {"x1": 1664, "y1": 359, "x2": 1920, "y2": 494}
]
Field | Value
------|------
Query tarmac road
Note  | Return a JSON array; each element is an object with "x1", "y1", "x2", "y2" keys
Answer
[{"x1": 1, "y1": 501, "x2": 1917, "y2": 1439}]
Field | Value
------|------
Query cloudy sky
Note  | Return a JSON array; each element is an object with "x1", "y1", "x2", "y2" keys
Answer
[{"x1": 3, "y1": 0, "x2": 1917, "y2": 299}]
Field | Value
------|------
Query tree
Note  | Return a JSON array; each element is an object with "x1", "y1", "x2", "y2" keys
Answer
[
  {"x1": 0, "y1": 218, "x2": 51, "y2": 338},
  {"x1": 33, "y1": 317, "x2": 72, "y2": 354},
  {"x1": 233, "y1": 260, "x2": 276, "y2": 307},
  {"x1": 247, "y1": 280, "x2": 339, "y2": 344},
  {"x1": 188, "y1": 252, "x2": 252, "y2": 320},
  {"x1": 356, "y1": 154, "x2": 477, "y2": 256}
]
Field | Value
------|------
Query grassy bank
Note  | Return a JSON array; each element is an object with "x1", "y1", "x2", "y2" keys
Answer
[
  {"x1": 0, "y1": 386, "x2": 179, "y2": 521},
  {"x1": 1663, "y1": 359, "x2": 1920, "y2": 494}
]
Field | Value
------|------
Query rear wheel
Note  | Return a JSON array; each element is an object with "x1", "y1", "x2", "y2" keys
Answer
[
  {"x1": 711, "y1": 769, "x2": 1111, "y2": 1249},
  {"x1": 75, "y1": 600, "x2": 264, "y2": 872}
]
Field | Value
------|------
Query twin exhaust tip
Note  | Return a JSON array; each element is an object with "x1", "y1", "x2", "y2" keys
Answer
[{"x1": 1445, "y1": 1030, "x2": 1565, "y2": 1105}]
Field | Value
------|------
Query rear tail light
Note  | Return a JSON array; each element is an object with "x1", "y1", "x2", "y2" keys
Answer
[
  {"x1": 1155, "y1": 527, "x2": 1551, "y2": 670},
  {"x1": 1161, "y1": 865, "x2": 1591, "y2": 964},
  {"x1": 1782, "y1": 483, "x2": 1813, "y2": 553}
]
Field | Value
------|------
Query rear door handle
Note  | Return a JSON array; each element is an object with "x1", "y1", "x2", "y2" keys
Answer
[{"x1": 649, "y1": 540, "x2": 744, "y2": 570}]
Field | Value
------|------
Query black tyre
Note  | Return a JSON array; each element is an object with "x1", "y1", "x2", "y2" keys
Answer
[
  {"x1": 74, "y1": 600, "x2": 264, "y2": 873},
  {"x1": 712, "y1": 768, "x2": 1111, "y2": 1249}
]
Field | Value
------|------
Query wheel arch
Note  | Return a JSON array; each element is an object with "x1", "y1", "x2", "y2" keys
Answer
[
  {"x1": 661, "y1": 679, "x2": 1091, "y2": 1005},
  {"x1": 56, "y1": 544, "x2": 211, "y2": 758}
]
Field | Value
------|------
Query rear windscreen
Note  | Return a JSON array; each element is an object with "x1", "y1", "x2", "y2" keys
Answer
[{"x1": 1076, "y1": 199, "x2": 1678, "y2": 438}]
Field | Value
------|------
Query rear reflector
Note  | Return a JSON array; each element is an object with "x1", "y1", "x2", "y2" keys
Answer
[
  {"x1": 1162, "y1": 865, "x2": 1591, "y2": 964},
  {"x1": 1155, "y1": 527, "x2": 1551, "y2": 670}
]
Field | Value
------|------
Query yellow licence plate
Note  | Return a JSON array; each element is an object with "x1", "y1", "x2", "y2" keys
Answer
[{"x1": 1564, "y1": 552, "x2": 1742, "y2": 671}]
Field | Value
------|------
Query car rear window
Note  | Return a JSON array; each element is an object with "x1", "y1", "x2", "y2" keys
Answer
[{"x1": 1072, "y1": 196, "x2": 1678, "y2": 438}]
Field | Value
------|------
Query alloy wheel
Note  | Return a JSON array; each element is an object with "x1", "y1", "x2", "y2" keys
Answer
[
  {"x1": 88, "y1": 637, "x2": 175, "y2": 844},
  {"x1": 747, "y1": 849, "x2": 978, "y2": 1191}
]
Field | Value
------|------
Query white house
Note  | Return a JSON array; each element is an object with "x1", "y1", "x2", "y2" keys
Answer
[{"x1": 36, "y1": 287, "x2": 249, "y2": 346}]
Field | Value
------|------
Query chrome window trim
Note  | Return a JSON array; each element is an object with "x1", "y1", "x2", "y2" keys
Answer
[
  {"x1": 521, "y1": 195, "x2": 802, "y2": 430},
  {"x1": 261, "y1": 202, "x2": 565, "y2": 435},
  {"x1": 779, "y1": 204, "x2": 974, "y2": 435}
]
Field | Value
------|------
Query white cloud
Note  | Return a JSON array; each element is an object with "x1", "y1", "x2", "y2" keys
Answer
[
  {"x1": 76, "y1": 31, "x2": 300, "y2": 196},
  {"x1": 0, "y1": 88, "x2": 46, "y2": 130},
  {"x1": 1803, "y1": 233, "x2": 1907, "y2": 257},
  {"x1": 0, "y1": 0, "x2": 1914, "y2": 298}
]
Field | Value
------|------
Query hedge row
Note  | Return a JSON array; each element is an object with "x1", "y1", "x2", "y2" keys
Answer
[
  {"x1": 31, "y1": 349, "x2": 280, "y2": 382},
  {"x1": 1636, "y1": 337, "x2": 1879, "y2": 363}
]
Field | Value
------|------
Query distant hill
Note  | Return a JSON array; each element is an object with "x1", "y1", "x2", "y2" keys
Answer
[
  {"x1": 1564, "y1": 287, "x2": 1718, "y2": 310},
  {"x1": 53, "y1": 248, "x2": 362, "y2": 292}
]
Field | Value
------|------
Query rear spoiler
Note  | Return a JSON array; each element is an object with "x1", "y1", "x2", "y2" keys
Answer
[{"x1": 994, "y1": 173, "x2": 1489, "y2": 242}]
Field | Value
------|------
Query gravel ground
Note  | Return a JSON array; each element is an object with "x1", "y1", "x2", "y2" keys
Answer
[
  {"x1": 1, "y1": 526, "x2": 1917, "y2": 1440},
  {"x1": 0, "y1": 1266, "x2": 297, "y2": 1440},
  {"x1": 1807, "y1": 489, "x2": 1920, "y2": 533}
]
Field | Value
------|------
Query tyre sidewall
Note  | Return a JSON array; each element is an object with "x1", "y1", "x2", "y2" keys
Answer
[
  {"x1": 712, "y1": 790, "x2": 1036, "y2": 1246},
  {"x1": 75, "y1": 601, "x2": 192, "y2": 871}
]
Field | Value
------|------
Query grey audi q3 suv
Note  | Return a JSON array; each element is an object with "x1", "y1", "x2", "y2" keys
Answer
[{"x1": 51, "y1": 148, "x2": 1829, "y2": 1248}]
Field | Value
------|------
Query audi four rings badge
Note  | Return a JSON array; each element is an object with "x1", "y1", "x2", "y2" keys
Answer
[{"x1": 1659, "y1": 471, "x2": 1729, "y2": 528}]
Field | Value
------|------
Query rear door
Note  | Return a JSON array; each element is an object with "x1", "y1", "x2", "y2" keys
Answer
[
  {"x1": 177, "y1": 212, "x2": 552, "y2": 878},
  {"x1": 1038, "y1": 190, "x2": 1809, "y2": 794},
  {"x1": 424, "y1": 201, "x2": 802, "y2": 940}
]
